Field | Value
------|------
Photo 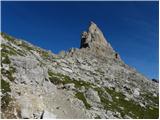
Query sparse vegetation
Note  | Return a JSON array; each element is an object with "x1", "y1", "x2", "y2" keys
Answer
[
  {"x1": 1, "y1": 32, "x2": 15, "y2": 43},
  {"x1": 48, "y1": 70, "x2": 93, "y2": 109},
  {"x1": 75, "y1": 92, "x2": 91, "y2": 109},
  {"x1": 1, "y1": 79, "x2": 20, "y2": 119},
  {"x1": 94, "y1": 87, "x2": 159, "y2": 119},
  {"x1": 41, "y1": 50, "x2": 50, "y2": 59},
  {"x1": 94, "y1": 115, "x2": 101, "y2": 119},
  {"x1": 1, "y1": 44, "x2": 18, "y2": 56},
  {"x1": 1, "y1": 44, "x2": 25, "y2": 56},
  {"x1": 1, "y1": 79, "x2": 12, "y2": 110},
  {"x1": 21, "y1": 41, "x2": 34, "y2": 51},
  {"x1": 142, "y1": 92, "x2": 159, "y2": 106},
  {"x1": 1, "y1": 68, "x2": 16, "y2": 81},
  {"x1": 95, "y1": 68, "x2": 105, "y2": 75},
  {"x1": 1, "y1": 54, "x2": 16, "y2": 81},
  {"x1": 1, "y1": 55, "x2": 11, "y2": 64},
  {"x1": 48, "y1": 70, "x2": 94, "y2": 89},
  {"x1": 48, "y1": 70, "x2": 159, "y2": 118},
  {"x1": 1, "y1": 79, "x2": 11, "y2": 94}
]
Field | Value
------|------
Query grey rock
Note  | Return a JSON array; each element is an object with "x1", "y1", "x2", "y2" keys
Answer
[
  {"x1": 85, "y1": 88, "x2": 101, "y2": 103},
  {"x1": 106, "y1": 110, "x2": 116, "y2": 119},
  {"x1": 124, "y1": 115, "x2": 132, "y2": 119},
  {"x1": 58, "y1": 50, "x2": 66, "y2": 58},
  {"x1": 62, "y1": 67, "x2": 73, "y2": 73},
  {"x1": 42, "y1": 110, "x2": 56, "y2": 119},
  {"x1": 64, "y1": 83, "x2": 75, "y2": 90},
  {"x1": 139, "y1": 102, "x2": 145, "y2": 108},
  {"x1": 80, "y1": 86, "x2": 86, "y2": 92},
  {"x1": 133, "y1": 88, "x2": 140, "y2": 97},
  {"x1": 124, "y1": 97, "x2": 130, "y2": 101}
]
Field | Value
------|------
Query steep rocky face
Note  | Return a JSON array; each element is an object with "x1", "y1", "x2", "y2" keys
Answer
[
  {"x1": 80, "y1": 22, "x2": 118, "y2": 60},
  {"x1": 80, "y1": 22, "x2": 109, "y2": 48},
  {"x1": 0, "y1": 22, "x2": 159, "y2": 119}
]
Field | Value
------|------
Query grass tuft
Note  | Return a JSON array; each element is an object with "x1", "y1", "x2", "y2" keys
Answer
[{"x1": 75, "y1": 92, "x2": 91, "y2": 109}]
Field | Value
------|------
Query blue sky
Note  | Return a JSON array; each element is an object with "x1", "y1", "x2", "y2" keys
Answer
[{"x1": 1, "y1": 1, "x2": 159, "y2": 79}]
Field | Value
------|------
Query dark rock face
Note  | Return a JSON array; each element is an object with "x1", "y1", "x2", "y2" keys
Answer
[{"x1": 152, "y1": 79, "x2": 159, "y2": 83}]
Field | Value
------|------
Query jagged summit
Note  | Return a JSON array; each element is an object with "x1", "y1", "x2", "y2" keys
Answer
[
  {"x1": 80, "y1": 22, "x2": 111, "y2": 49},
  {"x1": 80, "y1": 22, "x2": 120, "y2": 60}
]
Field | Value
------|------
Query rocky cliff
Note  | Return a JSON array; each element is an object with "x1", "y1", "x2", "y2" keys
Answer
[{"x1": 1, "y1": 22, "x2": 159, "y2": 119}]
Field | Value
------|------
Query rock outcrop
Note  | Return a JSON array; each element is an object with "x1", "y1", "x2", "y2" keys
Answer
[
  {"x1": 0, "y1": 22, "x2": 159, "y2": 119},
  {"x1": 80, "y1": 21, "x2": 120, "y2": 60},
  {"x1": 80, "y1": 22, "x2": 109, "y2": 49}
]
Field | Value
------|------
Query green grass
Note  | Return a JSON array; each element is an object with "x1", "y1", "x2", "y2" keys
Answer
[
  {"x1": 106, "y1": 87, "x2": 159, "y2": 119},
  {"x1": 1, "y1": 55, "x2": 16, "y2": 81},
  {"x1": 48, "y1": 70, "x2": 94, "y2": 89},
  {"x1": 94, "y1": 87, "x2": 159, "y2": 119},
  {"x1": 142, "y1": 93, "x2": 159, "y2": 106},
  {"x1": 75, "y1": 92, "x2": 91, "y2": 109},
  {"x1": 2, "y1": 69, "x2": 15, "y2": 81},
  {"x1": 40, "y1": 50, "x2": 58, "y2": 61},
  {"x1": 1, "y1": 33, "x2": 30, "y2": 56},
  {"x1": 1, "y1": 79, "x2": 17, "y2": 119},
  {"x1": 48, "y1": 70, "x2": 159, "y2": 118},
  {"x1": 1, "y1": 32, "x2": 15, "y2": 43},
  {"x1": 40, "y1": 50, "x2": 50, "y2": 59},
  {"x1": 1, "y1": 79, "x2": 12, "y2": 110},
  {"x1": 21, "y1": 41, "x2": 34, "y2": 51},
  {"x1": 1, "y1": 44, "x2": 18, "y2": 56},
  {"x1": 142, "y1": 106, "x2": 159, "y2": 119},
  {"x1": 1, "y1": 44, "x2": 25, "y2": 56},
  {"x1": 48, "y1": 70, "x2": 93, "y2": 109},
  {"x1": 1, "y1": 55, "x2": 11, "y2": 64},
  {"x1": 1, "y1": 67, "x2": 15, "y2": 81},
  {"x1": 94, "y1": 87, "x2": 116, "y2": 112},
  {"x1": 1, "y1": 79, "x2": 11, "y2": 93}
]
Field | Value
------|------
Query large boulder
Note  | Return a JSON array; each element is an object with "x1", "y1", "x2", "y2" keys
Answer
[
  {"x1": 85, "y1": 88, "x2": 101, "y2": 103},
  {"x1": 133, "y1": 88, "x2": 140, "y2": 97}
]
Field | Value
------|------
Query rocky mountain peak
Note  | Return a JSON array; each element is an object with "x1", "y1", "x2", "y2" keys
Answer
[
  {"x1": 80, "y1": 21, "x2": 110, "y2": 49},
  {"x1": 1, "y1": 24, "x2": 159, "y2": 119},
  {"x1": 88, "y1": 21, "x2": 98, "y2": 33},
  {"x1": 80, "y1": 22, "x2": 120, "y2": 60}
]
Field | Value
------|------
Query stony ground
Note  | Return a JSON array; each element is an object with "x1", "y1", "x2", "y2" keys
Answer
[{"x1": 1, "y1": 22, "x2": 159, "y2": 119}]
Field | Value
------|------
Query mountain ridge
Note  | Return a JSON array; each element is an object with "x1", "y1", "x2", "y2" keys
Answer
[{"x1": 1, "y1": 22, "x2": 159, "y2": 119}]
